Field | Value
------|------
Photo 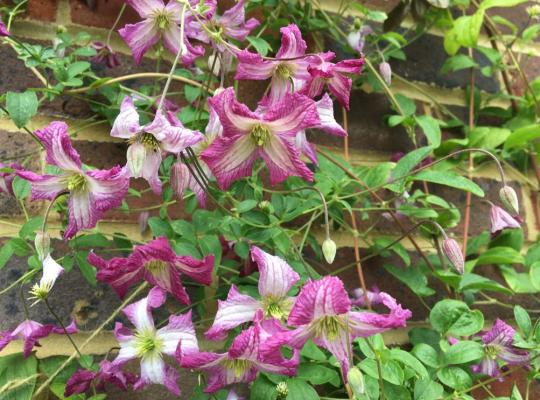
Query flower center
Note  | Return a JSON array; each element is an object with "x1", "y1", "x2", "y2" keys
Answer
[
  {"x1": 139, "y1": 132, "x2": 161, "y2": 150},
  {"x1": 250, "y1": 124, "x2": 271, "y2": 147},
  {"x1": 135, "y1": 329, "x2": 163, "y2": 358},
  {"x1": 222, "y1": 358, "x2": 251, "y2": 378},
  {"x1": 275, "y1": 62, "x2": 295, "y2": 80},
  {"x1": 314, "y1": 316, "x2": 346, "y2": 341},
  {"x1": 484, "y1": 344, "x2": 501, "y2": 359},
  {"x1": 67, "y1": 173, "x2": 87, "y2": 192},
  {"x1": 262, "y1": 296, "x2": 290, "y2": 319},
  {"x1": 153, "y1": 11, "x2": 172, "y2": 30},
  {"x1": 144, "y1": 260, "x2": 168, "y2": 276}
]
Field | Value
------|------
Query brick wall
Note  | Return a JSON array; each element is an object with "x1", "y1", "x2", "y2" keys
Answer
[{"x1": 1, "y1": 0, "x2": 539, "y2": 398}]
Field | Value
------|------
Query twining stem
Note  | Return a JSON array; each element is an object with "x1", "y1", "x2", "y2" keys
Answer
[
  {"x1": 34, "y1": 282, "x2": 149, "y2": 397},
  {"x1": 43, "y1": 298, "x2": 83, "y2": 358},
  {"x1": 106, "y1": 3, "x2": 126, "y2": 47}
]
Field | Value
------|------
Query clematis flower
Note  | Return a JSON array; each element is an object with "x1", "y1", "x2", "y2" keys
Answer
[
  {"x1": 0, "y1": 18, "x2": 9, "y2": 37},
  {"x1": 17, "y1": 122, "x2": 129, "y2": 239},
  {"x1": 471, "y1": 319, "x2": 529, "y2": 378},
  {"x1": 350, "y1": 287, "x2": 382, "y2": 308},
  {"x1": 112, "y1": 287, "x2": 199, "y2": 395},
  {"x1": 235, "y1": 24, "x2": 321, "y2": 105},
  {"x1": 288, "y1": 276, "x2": 411, "y2": 377},
  {"x1": 64, "y1": 360, "x2": 137, "y2": 396},
  {"x1": 178, "y1": 311, "x2": 297, "y2": 393},
  {"x1": 295, "y1": 93, "x2": 347, "y2": 164},
  {"x1": 301, "y1": 55, "x2": 364, "y2": 110},
  {"x1": 205, "y1": 246, "x2": 300, "y2": 340},
  {"x1": 111, "y1": 96, "x2": 203, "y2": 194},
  {"x1": 88, "y1": 236, "x2": 214, "y2": 305},
  {"x1": 201, "y1": 87, "x2": 320, "y2": 189},
  {"x1": 119, "y1": 0, "x2": 204, "y2": 65},
  {"x1": 91, "y1": 41, "x2": 121, "y2": 68},
  {"x1": 0, "y1": 162, "x2": 21, "y2": 195},
  {"x1": 347, "y1": 25, "x2": 372, "y2": 53},
  {"x1": 29, "y1": 254, "x2": 64, "y2": 304},
  {"x1": 0, "y1": 319, "x2": 77, "y2": 357},
  {"x1": 490, "y1": 204, "x2": 521, "y2": 237}
]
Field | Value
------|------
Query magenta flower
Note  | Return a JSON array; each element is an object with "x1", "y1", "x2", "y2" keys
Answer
[
  {"x1": 119, "y1": 0, "x2": 204, "y2": 65},
  {"x1": 301, "y1": 55, "x2": 364, "y2": 110},
  {"x1": 350, "y1": 286, "x2": 382, "y2": 308},
  {"x1": 236, "y1": 24, "x2": 318, "y2": 104},
  {"x1": 0, "y1": 18, "x2": 9, "y2": 37},
  {"x1": 111, "y1": 96, "x2": 203, "y2": 194},
  {"x1": 205, "y1": 246, "x2": 300, "y2": 340},
  {"x1": 91, "y1": 41, "x2": 121, "y2": 68},
  {"x1": 88, "y1": 236, "x2": 214, "y2": 305},
  {"x1": 0, "y1": 319, "x2": 77, "y2": 357},
  {"x1": 471, "y1": 319, "x2": 529, "y2": 378},
  {"x1": 0, "y1": 162, "x2": 21, "y2": 195},
  {"x1": 17, "y1": 122, "x2": 129, "y2": 239},
  {"x1": 288, "y1": 276, "x2": 411, "y2": 377},
  {"x1": 64, "y1": 360, "x2": 136, "y2": 397},
  {"x1": 201, "y1": 87, "x2": 319, "y2": 189},
  {"x1": 179, "y1": 311, "x2": 296, "y2": 393},
  {"x1": 112, "y1": 287, "x2": 199, "y2": 395},
  {"x1": 490, "y1": 204, "x2": 521, "y2": 237}
]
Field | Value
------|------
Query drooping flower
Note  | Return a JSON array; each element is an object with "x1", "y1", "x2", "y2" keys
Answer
[
  {"x1": 442, "y1": 237, "x2": 464, "y2": 274},
  {"x1": 0, "y1": 319, "x2": 77, "y2": 357},
  {"x1": 29, "y1": 254, "x2": 64, "y2": 304},
  {"x1": 301, "y1": 55, "x2": 364, "y2": 110},
  {"x1": 205, "y1": 246, "x2": 300, "y2": 340},
  {"x1": 471, "y1": 319, "x2": 529, "y2": 378},
  {"x1": 200, "y1": 87, "x2": 319, "y2": 189},
  {"x1": 88, "y1": 236, "x2": 214, "y2": 305},
  {"x1": 178, "y1": 311, "x2": 297, "y2": 393},
  {"x1": 112, "y1": 287, "x2": 199, "y2": 395},
  {"x1": 64, "y1": 360, "x2": 137, "y2": 397},
  {"x1": 111, "y1": 96, "x2": 203, "y2": 194},
  {"x1": 0, "y1": 162, "x2": 21, "y2": 195},
  {"x1": 17, "y1": 122, "x2": 129, "y2": 239},
  {"x1": 490, "y1": 204, "x2": 521, "y2": 237},
  {"x1": 91, "y1": 41, "x2": 121, "y2": 68},
  {"x1": 347, "y1": 25, "x2": 372, "y2": 53},
  {"x1": 119, "y1": 0, "x2": 204, "y2": 65},
  {"x1": 288, "y1": 276, "x2": 411, "y2": 377}
]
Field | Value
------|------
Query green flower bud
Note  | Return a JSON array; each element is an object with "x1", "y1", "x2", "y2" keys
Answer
[
  {"x1": 348, "y1": 367, "x2": 365, "y2": 397},
  {"x1": 276, "y1": 382, "x2": 288, "y2": 400},
  {"x1": 34, "y1": 231, "x2": 50, "y2": 262},
  {"x1": 322, "y1": 238, "x2": 337, "y2": 264},
  {"x1": 499, "y1": 185, "x2": 519, "y2": 216}
]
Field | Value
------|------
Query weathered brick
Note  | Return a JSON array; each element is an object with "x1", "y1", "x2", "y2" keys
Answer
[
  {"x1": 70, "y1": 0, "x2": 139, "y2": 29},
  {"x1": 27, "y1": 0, "x2": 57, "y2": 22}
]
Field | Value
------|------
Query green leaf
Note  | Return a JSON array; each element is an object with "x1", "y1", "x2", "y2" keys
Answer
[
  {"x1": 297, "y1": 364, "x2": 340, "y2": 387},
  {"x1": 69, "y1": 233, "x2": 109, "y2": 248},
  {"x1": 413, "y1": 170, "x2": 484, "y2": 197},
  {"x1": 444, "y1": 11, "x2": 485, "y2": 55},
  {"x1": 414, "y1": 379, "x2": 443, "y2": 400},
  {"x1": 19, "y1": 217, "x2": 43, "y2": 239},
  {"x1": 300, "y1": 340, "x2": 327, "y2": 361},
  {"x1": 504, "y1": 124, "x2": 540, "y2": 149},
  {"x1": 444, "y1": 340, "x2": 484, "y2": 364},
  {"x1": 529, "y1": 261, "x2": 540, "y2": 290},
  {"x1": 389, "y1": 349, "x2": 428, "y2": 378},
  {"x1": 67, "y1": 61, "x2": 91, "y2": 78},
  {"x1": 387, "y1": 146, "x2": 433, "y2": 192},
  {"x1": 0, "y1": 353, "x2": 38, "y2": 400},
  {"x1": 286, "y1": 378, "x2": 319, "y2": 400},
  {"x1": 459, "y1": 273, "x2": 512, "y2": 294},
  {"x1": 437, "y1": 366, "x2": 472, "y2": 389},
  {"x1": 384, "y1": 264, "x2": 435, "y2": 297},
  {"x1": 440, "y1": 54, "x2": 478, "y2": 75},
  {"x1": 235, "y1": 200, "x2": 258, "y2": 213},
  {"x1": 416, "y1": 116, "x2": 441, "y2": 147},
  {"x1": 430, "y1": 300, "x2": 484, "y2": 336},
  {"x1": 247, "y1": 36, "x2": 272, "y2": 56},
  {"x1": 480, "y1": 0, "x2": 528, "y2": 9},
  {"x1": 412, "y1": 343, "x2": 439, "y2": 368},
  {"x1": 75, "y1": 252, "x2": 97, "y2": 286},
  {"x1": 148, "y1": 217, "x2": 173, "y2": 238},
  {"x1": 469, "y1": 127, "x2": 511, "y2": 149},
  {"x1": 250, "y1": 375, "x2": 277, "y2": 400},
  {"x1": 476, "y1": 246, "x2": 524, "y2": 265},
  {"x1": 11, "y1": 176, "x2": 31, "y2": 200},
  {"x1": 501, "y1": 265, "x2": 538, "y2": 293},
  {"x1": 514, "y1": 305, "x2": 532, "y2": 337},
  {"x1": 6, "y1": 91, "x2": 38, "y2": 128},
  {"x1": 0, "y1": 242, "x2": 13, "y2": 270}
]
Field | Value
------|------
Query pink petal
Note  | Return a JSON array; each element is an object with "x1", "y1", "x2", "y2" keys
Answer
[
  {"x1": 111, "y1": 96, "x2": 141, "y2": 139},
  {"x1": 16, "y1": 171, "x2": 67, "y2": 201},
  {"x1": 235, "y1": 50, "x2": 276, "y2": 81},
  {"x1": 327, "y1": 73, "x2": 353, "y2": 110},
  {"x1": 263, "y1": 93, "x2": 320, "y2": 136},
  {"x1": 208, "y1": 87, "x2": 260, "y2": 136},
  {"x1": 86, "y1": 166, "x2": 129, "y2": 212},
  {"x1": 316, "y1": 93, "x2": 347, "y2": 137},
  {"x1": 260, "y1": 135, "x2": 314, "y2": 184},
  {"x1": 314, "y1": 328, "x2": 352, "y2": 377},
  {"x1": 122, "y1": 286, "x2": 165, "y2": 331},
  {"x1": 119, "y1": 20, "x2": 160, "y2": 65},
  {"x1": 126, "y1": 0, "x2": 164, "y2": 18},
  {"x1": 276, "y1": 24, "x2": 306, "y2": 59},
  {"x1": 295, "y1": 131, "x2": 318, "y2": 164},
  {"x1": 35, "y1": 122, "x2": 82, "y2": 171},
  {"x1": 141, "y1": 149, "x2": 163, "y2": 195},
  {"x1": 157, "y1": 310, "x2": 198, "y2": 356},
  {"x1": 144, "y1": 111, "x2": 203, "y2": 153},
  {"x1": 64, "y1": 190, "x2": 98, "y2": 239},
  {"x1": 174, "y1": 254, "x2": 214, "y2": 285},
  {"x1": 251, "y1": 246, "x2": 300, "y2": 299}
]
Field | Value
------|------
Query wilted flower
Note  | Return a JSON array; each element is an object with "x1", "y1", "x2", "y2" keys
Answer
[
  {"x1": 490, "y1": 204, "x2": 521, "y2": 237},
  {"x1": 88, "y1": 236, "x2": 214, "y2": 304},
  {"x1": 471, "y1": 319, "x2": 529, "y2": 378},
  {"x1": 288, "y1": 276, "x2": 411, "y2": 377},
  {"x1": 91, "y1": 41, "x2": 121, "y2": 68},
  {"x1": 119, "y1": 0, "x2": 204, "y2": 65},
  {"x1": 111, "y1": 96, "x2": 203, "y2": 194},
  {"x1": 205, "y1": 246, "x2": 300, "y2": 340},
  {"x1": 29, "y1": 254, "x2": 64, "y2": 303},
  {"x1": 0, "y1": 319, "x2": 77, "y2": 357},
  {"x1": 442, "y1": 237, "x2": 464, "y2": 274},
  {"x1": 112, "y1": 287, "x2": 199, "y2": 395},
  {"x1": 64, "y1": 360, "x2": 137, "y2": 396},
  {"x1": 201, "y1": 87, "x2": 320, "y2": 189},
  {"x1": 17, "y1": 122, "x2": 129, "y2": 239},
  {"x1": 379, "y1": 61, "x2": 392, "y2": 86},
  {"x1": 499, "y1": 185, "x2": 519, "y2": 216}
]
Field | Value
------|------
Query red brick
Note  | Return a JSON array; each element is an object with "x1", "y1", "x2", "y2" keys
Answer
[
  {"x1": 27, "y1": 0, "x2": 57, "y2": 22},
  {"x1": 70, "y1": 0, "x2": 139, "y2": 28}
]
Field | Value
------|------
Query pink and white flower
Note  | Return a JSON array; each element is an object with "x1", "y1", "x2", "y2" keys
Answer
[
  {"x1": 112, "y1": 287, "x2": 199, "y2": 395},
  {"x1": 288, "y1": 276, "x2": 411, "y2": 377},
  {"x1": 236, "y1": 24, "x2": 326, "y2": 105},
  {"x1": 29, "y1": 254, "x2": 64, "y2": 303},
  {"x1": 471, "y1": 319, "x2": 529, "y2": 378},
  {"x1": 17, "y1": 122, "x2": 129, "y2": 239},
  {"x1": 201, "y1": 87, "x2": 320, "y2": 189},
  {"x1": 301, "y1": 55, "x2": 364, "y2": 110},
  {"x1": 0, "y1": 319, "x2": 77, "y2": 357},
  {"x1": 88, "y1": 236, "x2": 214, "y2": 305},
  {"x1": 205, "y1": 246, "x2": 300, "y2": 340},
  {"x1": 178, "y1": 311, "x2": 296, "y2": 393},
  {"x1": 119, "y1": 0, "x2": 204, "y2": 65},
  {"x1": 490, "y1": 204, "x2": 521, "y2": 237},
  {"x1": 111, "y1": 96, "x2": 203, "y2": 194}
]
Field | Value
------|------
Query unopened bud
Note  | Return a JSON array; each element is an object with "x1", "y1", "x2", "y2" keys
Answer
[
  {"x1": 379, "y1": 62, "x2": 392, "y2": 86},
  {"x1": 527, "y1": 4, "x2": 540, "y2": 17},
  {"x1": 353, "y1": 17, "x2": 362, "y2": 30},
  {"x1": 276, "y1": 382, "x2": 288, "y2": 400},
  {"x1": 127, "y1": 142, "x2": 147, "y2": 178},
  {"x1": 322, "y1": 238, "x2": 337, "y2": 264},
  {"x1": 35, "y1": 231, "x2": 50, "y2": 262},
  {"x1": 442, "y1": 237, "x2": 464, "y2": 274},
  {"x1": 139, "y1": 211, "x2": 149, "y2": 234},
  {"x1": 171, "y1": 162, "x2": 190, "y2": 200},
  {"x1": 208, "y1": 53, "x2": 221, "y2": 77},
  {"x1": 499, "y1": 185, "x2": 519, "y2": 216},
  {"x1": 348, "y1": 367, "x2": 365, "y2": 397}
]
